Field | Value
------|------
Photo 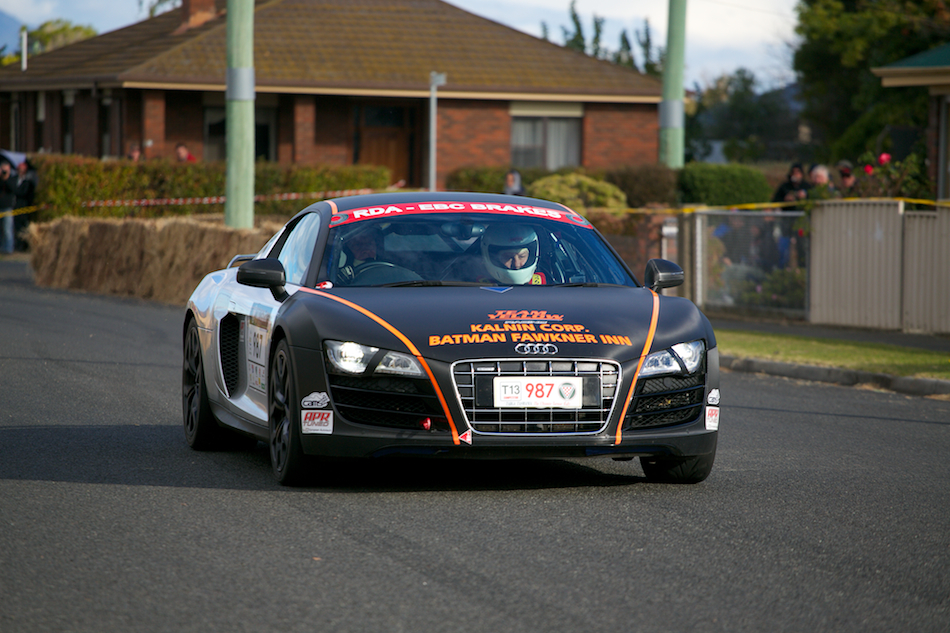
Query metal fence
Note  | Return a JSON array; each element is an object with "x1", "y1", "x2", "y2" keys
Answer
[
  {"x1": 810, "y1": 199, "x2": 950, "y2": 333},
  {"x1": 687, "y1": 210, "x2": 809, "y2": 316}
]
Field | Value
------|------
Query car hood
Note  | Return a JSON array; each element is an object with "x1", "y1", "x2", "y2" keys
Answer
[{"x1": 290, "y1": 285, "x2": 709, "y2": 364}]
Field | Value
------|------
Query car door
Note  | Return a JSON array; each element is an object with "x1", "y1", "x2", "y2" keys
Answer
[{"x1": 220, "y1": 212, "x2": 323, "y2": 427}]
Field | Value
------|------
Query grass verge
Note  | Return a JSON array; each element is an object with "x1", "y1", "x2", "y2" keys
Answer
[{"x1": 716, "y1": 330, "x2": 950, "y2": 381}]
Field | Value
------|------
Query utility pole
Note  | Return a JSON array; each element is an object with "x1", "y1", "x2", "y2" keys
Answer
[
  {"x1": 659, "y1": 0, "x2": 686, "y2": 169},
  {"x1": 429, "y1": 71, "x2": 446, "y2": 192},
  {"x1": 225, "y1": 0, "x2": 255, "y2": 228}
]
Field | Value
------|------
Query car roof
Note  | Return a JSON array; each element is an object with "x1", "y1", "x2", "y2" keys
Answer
[{"x1": 329, "y1": 191, "x2": 571, "y2": 213}]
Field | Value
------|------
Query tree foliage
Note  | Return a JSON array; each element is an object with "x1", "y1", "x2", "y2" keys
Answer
[
  {"x1": 26, "y1": 20, "x2": 97, "y2": 54},
  {"x1": 139, "y1": 0, "x2": 181, "y2": 18},
  {"x1": 793, "y1": 0, "x2": 950, "y2": 160},
  {"x1": 549, "y1": 2, "x2": 662, "y2": 76},
  {"x1": 686, "y1": 69, "x2": 800, "y2": 163}
]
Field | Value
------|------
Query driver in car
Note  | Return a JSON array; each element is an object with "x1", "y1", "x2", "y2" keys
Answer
[
  {"x1": 338, "y1": 228, "x2": 383, "y2": 283},
  {"x1": 480, "y1": 224, "x2": 546, "y2": 285}
]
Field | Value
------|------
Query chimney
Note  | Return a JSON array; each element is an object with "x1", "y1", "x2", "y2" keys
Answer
[{"x1": 180, "y1": 0, "x2": 217, "y2": 31}]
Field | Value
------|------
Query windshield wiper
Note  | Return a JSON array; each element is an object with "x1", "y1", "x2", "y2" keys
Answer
[
  {"x1": 379, "y1": 280, "x2": 486, "y2": 287},
  {"x1": 552, "y1": 282, "x2": 606, "y2": 287}
]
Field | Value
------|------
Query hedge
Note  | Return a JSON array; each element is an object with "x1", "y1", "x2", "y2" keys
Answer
[
  {"x1": 28, "y1": 154, "x2": 391, "y2": 219},
  {"x1": 447, "y1": 162, "x2": 773, "y2": 208},
  {"x1": 444, "y1": 166, "x2": 576, "y2": 193},
  {"x1": 526, "y1": 173, "x2": 627, "y2": 211},
  {"x1": 604, "y1": 164, "x2": 678, "y2": 208},
  {"x1": 676, "y1": 162, "x2": 773, "y2": 206}
]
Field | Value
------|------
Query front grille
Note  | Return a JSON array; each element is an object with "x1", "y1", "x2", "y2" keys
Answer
[
  {"x1": 327, "y1": 374, "x2": 447, "y2": 431},
  {"x1": 452, "y1": 359, "x2": 620, "y2": 435},
  {"x1": 623, "y1": 372, "x2": 704, "y2": 430},
  {"x1": 219, "y1": 314, "x2": 240, "y2": 396}
]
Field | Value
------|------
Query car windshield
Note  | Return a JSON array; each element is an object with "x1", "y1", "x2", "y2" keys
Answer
[{"x1": 319, "y1": 212, "x2": 636, "y2": 287}]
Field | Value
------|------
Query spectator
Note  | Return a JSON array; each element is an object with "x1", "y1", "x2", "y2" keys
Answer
[
  {"x1": 127, "y1": 143, "x2": 142, "y2": 162},
  {"x1": 175, "y1": 143, "x2": 197, "y2": 162},
  {"x1": 503, "y1": 169, "x2": 525, "y2": 196},
  {"x1": 13, "y1": 161, "x2": 36, "y2": 252},
  {"x1": 808, "y1": 164, "x2": 836, "y2": 196},
  {"x1": 0, "y1": 161, "x2": 16, "y2": 254},
  {"x1": 836, "y1": 160, "x2": 856, "y2": 195},
  {"x1": 771, "y1": 163, "x2": 809, "y2": 207}
]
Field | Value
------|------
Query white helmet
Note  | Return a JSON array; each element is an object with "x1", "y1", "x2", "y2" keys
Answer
[{"x1": 481, "y1": 224, "x2": 539, "y2": 284}]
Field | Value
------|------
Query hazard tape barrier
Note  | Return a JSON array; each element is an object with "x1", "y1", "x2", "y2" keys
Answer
[
  {"x1": 3, "y1": 194, "x2": 947, "y2": 219},
  {"x1": 621, "y1": 197, "x2": 949, "y2": 215},
  {"x1": 0, "y1": 205, "x2": 42, "y2": 218},
  {"x1": 80, "y1": 188, "x2": 376, "y2": 208}
]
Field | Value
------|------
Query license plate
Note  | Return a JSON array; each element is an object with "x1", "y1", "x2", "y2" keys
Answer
[{"x1": 493, "y1": 377, "x2": 583, "y2": 408}]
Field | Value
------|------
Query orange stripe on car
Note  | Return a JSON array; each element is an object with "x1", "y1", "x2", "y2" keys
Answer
[
  {"x1": 299, "y1": 288, "x2": 461, "y2": 445},
  {"x1": 614, "y1": 290, "x2": 660, "y2": 445}
]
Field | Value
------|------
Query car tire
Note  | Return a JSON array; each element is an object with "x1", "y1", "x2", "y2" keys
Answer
[
  {"x1": 640, "y1": 451, "x2": 715, "y2": 484},
  {"x1": 269, "y1": 339, "x2": 309, "y2": 485},
  {"x1": 182, "y1": 319, "x2": 224, "y2": 450}
]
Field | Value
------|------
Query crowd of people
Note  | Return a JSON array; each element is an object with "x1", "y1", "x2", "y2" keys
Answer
[
  {"x1": 771, "y1": 160, "x2": 857, "y2": 207},
  {"x1": 0, "y1": 158, "x2": 37, "y2": 254},
  {"x1": 709, "y1": 159, "x2": 859, "y2": 306}
]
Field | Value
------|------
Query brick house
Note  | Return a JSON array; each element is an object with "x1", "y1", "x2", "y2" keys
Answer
[{"x1": 0, "y1": 0, "x2": 661, "y2": 189}]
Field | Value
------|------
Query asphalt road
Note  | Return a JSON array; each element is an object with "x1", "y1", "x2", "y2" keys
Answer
[{"x1": 2, "y1": 260, "x2": 949, "y2": 633}]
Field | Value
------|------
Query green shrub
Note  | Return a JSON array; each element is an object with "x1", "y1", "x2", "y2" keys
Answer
[
  {"x1": 526, "y1": 173, "x2": 627, "y2": 212},
  {"x1": 604, "y1": 164, "x2": 678, "y2": 208},
  {"x1": 444, "y1": 166, "x2": 568, "y2": 193},
  {"x1": 677, "y1": 162, "x2": 772, "y2": 206},
  {"x1": 29, "y1": 154, "x2": 391, "y2": 219}
]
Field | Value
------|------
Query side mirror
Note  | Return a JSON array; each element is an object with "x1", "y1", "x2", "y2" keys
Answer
[
  {"x1": 237, "y1": 258, "x2": 288, "y2": 301},
  {"x1": 643, "y1": 258, "x2": 684, "y2": 291}
]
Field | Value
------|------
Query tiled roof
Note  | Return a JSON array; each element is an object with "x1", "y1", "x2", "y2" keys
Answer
[{"x1": 0, "y1": 0, "x2": 659, "y2": 101}]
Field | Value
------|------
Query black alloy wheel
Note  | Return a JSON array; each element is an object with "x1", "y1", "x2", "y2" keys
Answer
[
  {"x1": 182, "y1": 319, "x2": 222, "y2": 450},
  {"x1": 269, "y1": 340, "x2": 309, "y2": 485}
]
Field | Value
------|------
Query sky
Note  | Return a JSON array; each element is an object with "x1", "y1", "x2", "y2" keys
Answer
[{"x1": 0, "y1": 0, "x2": 800, "y2": 90}]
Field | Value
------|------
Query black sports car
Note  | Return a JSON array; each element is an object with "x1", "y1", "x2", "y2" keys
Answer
[{"x1": 183, "y1": 192, "x2": 720, "y2": 485}]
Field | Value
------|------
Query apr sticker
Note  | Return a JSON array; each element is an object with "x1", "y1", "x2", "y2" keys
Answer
[
  {"x1": 705, "y1": 406, "x2": 720, "y2": 431},
  {"x1": 301, "y1": 410, "x2": 333, "y2": 434},
  {"x1": 302, "y1": 391, "x2": 330, "y2": 408},
  {"x1": 459, "y1": 430, "x2": 473, "y2": 445},
  {"x1": 707, "y1": 389, "x2": 721, "y2": 406}
]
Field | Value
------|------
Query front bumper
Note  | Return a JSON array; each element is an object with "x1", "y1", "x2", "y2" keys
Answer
[{"x1": 293, "y1": 346, "x2": 720, "y2": 461}]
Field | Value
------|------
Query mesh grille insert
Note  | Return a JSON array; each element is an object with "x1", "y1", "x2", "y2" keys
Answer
[
  {"x1": 219, "y1": 314, "x2": 240, "y2": 397},
  {"x1": 452, "y1": 359, "x2": 619, "y2": 435},
  {"x1": 623, "y1": 372, "x2": 705, "y2": 430},
  {"x1": 327, "y1": 374, "x2": 445, "y2": 431}
]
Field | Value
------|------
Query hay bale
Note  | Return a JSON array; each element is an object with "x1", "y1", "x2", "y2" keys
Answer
[{"x1": 27, "y1": 216, "x2": 277, "y2": 305}]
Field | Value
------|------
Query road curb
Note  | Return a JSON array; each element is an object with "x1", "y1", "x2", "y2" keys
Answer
[{"x1": 720, "y1": 355, "x2": 950, "y2": 397}]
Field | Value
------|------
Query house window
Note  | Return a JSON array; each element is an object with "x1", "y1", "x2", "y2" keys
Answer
[
  {"x1": 203, "y1": 106, "x2": 278, "y2": 161},
  {"x1": 511, "y1": 117, "x2": 581, "y2": 170}
]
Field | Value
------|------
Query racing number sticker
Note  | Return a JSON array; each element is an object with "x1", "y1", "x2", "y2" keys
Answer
[{"x1": 246, "y1": 320, "x2": 267, "y2": 393}]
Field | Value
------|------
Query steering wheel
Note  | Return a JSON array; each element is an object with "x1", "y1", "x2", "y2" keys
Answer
[{"x1": 352, "y1": 261, "x2": 396, "y2": 278}]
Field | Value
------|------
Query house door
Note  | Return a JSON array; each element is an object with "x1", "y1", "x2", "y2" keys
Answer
[{"x1": 357, "y1": 105, "x2": 415, "y2": 186}]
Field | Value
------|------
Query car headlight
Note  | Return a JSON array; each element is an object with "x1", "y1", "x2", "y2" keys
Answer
[
  {"x1": 639, "y1": 340, "x2": 705, "y2": 378},
  {"x1": 325, "y1": 340, "x2": 424, "y2": 377},
  {"x1": 375, "y1": 350, "x2": 425, "y2": 377}
]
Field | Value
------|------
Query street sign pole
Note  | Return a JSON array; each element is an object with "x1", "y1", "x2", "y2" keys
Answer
[{"x1": 429, "y1": 72, "x2": 446, "y2": 192}]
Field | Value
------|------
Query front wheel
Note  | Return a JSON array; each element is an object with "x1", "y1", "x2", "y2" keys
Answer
[
  {"x1": 640, "y1": 451, "x2": 716, "y2": 484},
  {"x1": 182, "y1": 319, "x2": 223, "y2": 450},
  {"x1": 269, "y1": 340, "x2": 309, "y2": 485}
]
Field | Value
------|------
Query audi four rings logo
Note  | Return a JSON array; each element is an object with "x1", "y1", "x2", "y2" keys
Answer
[{"x1": 515, "y1": 343, "x2": 559, "y2": 355}]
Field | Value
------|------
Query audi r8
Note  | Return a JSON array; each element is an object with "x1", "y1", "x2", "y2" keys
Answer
[{"x1": 182, "y1": 192, "x2": 720, "y2": 485}]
